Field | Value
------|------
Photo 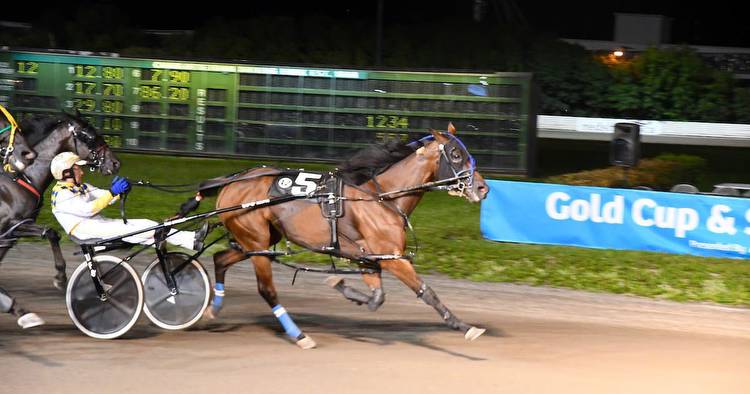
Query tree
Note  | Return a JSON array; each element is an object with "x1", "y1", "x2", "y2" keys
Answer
[
  {"x1": 607, "y1": 48, "x2": 736, "y2": 122},
  {"x1": 528, "y1": 40, "x2": 612, "y2": 117}
]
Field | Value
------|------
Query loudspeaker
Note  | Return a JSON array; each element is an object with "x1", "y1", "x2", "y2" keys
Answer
[{"x1": 610, "y1": 122, "x2": 640, "y2": 167}]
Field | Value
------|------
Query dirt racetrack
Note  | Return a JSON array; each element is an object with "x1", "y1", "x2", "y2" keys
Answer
[{"x1": 1, "y1": 244, "x2": 749, "y2": 394}]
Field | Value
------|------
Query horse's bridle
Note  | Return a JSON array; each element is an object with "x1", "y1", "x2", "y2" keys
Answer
[
  {"x1": 376, "y1": 132, "x2": 476, "y2": 200},
  {"x1": 0, "y1": 125, "x2": 18, "y2": 172},
  {"x1": 67, "y1": 121, "x2": 108, "y2": 170},
  {"x1": 0, "y1": 105, "x2": 21, "y2": 172},
  {"x1": 435, "y1": 133, "x2": 476, "y2": 196}
]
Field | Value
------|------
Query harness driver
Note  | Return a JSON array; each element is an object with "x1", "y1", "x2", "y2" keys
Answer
[{"x1": 49, "y1": 152, "x2": 208, "y2": 250}]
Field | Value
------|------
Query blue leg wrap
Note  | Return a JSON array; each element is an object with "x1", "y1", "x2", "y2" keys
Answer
[
  {"x1": 212, "y1": 283, "x2": 225, "y2": 311},
  {"x1": 272, "y1": 304, "x2": 302, "y2": 339}
]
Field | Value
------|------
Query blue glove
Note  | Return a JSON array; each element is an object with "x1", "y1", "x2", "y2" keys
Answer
[{"x1": 109, "y1": 176, "x2": 131, "y2": 196}]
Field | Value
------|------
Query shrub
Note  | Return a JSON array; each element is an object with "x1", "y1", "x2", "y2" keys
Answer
[{"x1": 544, "y1": 154, "x2": 707, "y2": 190}]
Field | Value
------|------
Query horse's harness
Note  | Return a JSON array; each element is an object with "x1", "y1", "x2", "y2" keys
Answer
[
  {"x1": 0, "y1": 105, "x2": 21, "y2": 173},
  {"x1": 261, "y1": 133, "x2": 476, "y2": 265},
  {"x1": 137, "y1": 133, "x2": 477, "y2": 274}
]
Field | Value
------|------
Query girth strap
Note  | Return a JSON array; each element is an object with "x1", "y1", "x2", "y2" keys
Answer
[{"x1": 318, "y1": 174, "x2": 344, "y2": 251}]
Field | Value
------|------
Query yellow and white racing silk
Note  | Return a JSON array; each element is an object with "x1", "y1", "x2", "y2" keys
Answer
[
  {"x1": 50, "y1": 181, "x2": 197, "y2": 249},
  {"x1": 51, "y1": 181, "x2": 119, "y2": 234}
]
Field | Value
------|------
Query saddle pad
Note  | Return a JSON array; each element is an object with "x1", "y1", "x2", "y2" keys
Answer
[{"x1": 269, "y1": 170, "x2": 326, "y2": 198}]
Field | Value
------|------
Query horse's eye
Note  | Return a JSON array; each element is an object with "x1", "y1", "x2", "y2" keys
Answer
[{"x1": 450, "y1": 149, "x2": 462, "y2": 162}]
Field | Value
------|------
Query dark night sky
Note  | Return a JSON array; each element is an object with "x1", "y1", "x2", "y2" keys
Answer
[{"x1": 6, "y1": 1, "x2": 750, "y2": 48}]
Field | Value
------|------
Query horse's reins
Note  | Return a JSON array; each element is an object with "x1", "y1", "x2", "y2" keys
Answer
[
  {"x1": 131, "y1": 180, "x2": 202, "y2": 193},
  {"x1": 375, "y1": 173, "x2": 472, "y2": 200},
  {"x1": 129, "y1": 133, "x2": 476, "y2": 201},
  {"x1": 0, "y1": 218, "x2": 33, "y2": 246}
]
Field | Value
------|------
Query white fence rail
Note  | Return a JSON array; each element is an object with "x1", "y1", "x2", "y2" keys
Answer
[{"x1": 538, "y1": 115, "x2": 750, "y2": 147}]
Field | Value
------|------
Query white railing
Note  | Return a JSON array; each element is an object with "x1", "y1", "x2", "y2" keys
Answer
[{"x1": 538, "y1": 115, "x2": 750, "y2": 146}]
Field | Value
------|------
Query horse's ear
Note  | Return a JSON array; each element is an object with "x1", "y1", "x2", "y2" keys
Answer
[
  {"x1": 430, "y1": 128, "x2": 442, "y2": 140},
  {"x1": 447, "y1": 122, "x2": 456, "y2": 135}
]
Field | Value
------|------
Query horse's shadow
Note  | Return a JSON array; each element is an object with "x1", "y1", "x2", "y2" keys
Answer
[
  {"x1": 202, "y1": 313, "x2": 505, "y2": 361},
  {"x1": 0, "y1": 329, "x2": 65, "y2": 367}
]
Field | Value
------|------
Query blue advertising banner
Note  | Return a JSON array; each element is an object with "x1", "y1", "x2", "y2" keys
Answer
[{"x1": 480, "y1": 180, "x2": 750, "y2": 259}]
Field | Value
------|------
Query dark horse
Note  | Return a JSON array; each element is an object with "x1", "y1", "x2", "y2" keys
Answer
[
  {"x1": 0, "y1": 115, "x2": 41, "y2": 327},
  {"x1": 206, "y1": 124, "x2": 489, "y2": 348},
  {"x1": 0, "y1": 113, "x2": 120, "y2": 326}
]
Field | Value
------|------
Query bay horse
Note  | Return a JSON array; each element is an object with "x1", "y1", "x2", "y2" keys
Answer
[
  {"x1": 206, "y1": 124, "x2": 489, "y2": 348},
  {"x1": 0, "y1": 112, "x2": 120, "y2": 326}
]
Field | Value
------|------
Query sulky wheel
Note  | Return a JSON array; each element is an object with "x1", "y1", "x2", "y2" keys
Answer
[
  {"x1": 142, "y1": 252, "x2": 210, "y2": 330},
  {"x1": 66, "y1": 256, "x2": 143, "y2": 339}
]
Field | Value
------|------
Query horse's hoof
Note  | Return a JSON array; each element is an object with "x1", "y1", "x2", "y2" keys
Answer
[
  {"x1": 296, "y1": 335, "x2": 316, "y2": 349},
  {"x1": 53, "y1": 278, "x2": 67, "y2": 291},
  {"x1": 203, "y1": 306, "x2": 219, "y2": 320},
  {"x1": 17, "y1": 313, "x2": 45, "y2": 329},
  {"x1": 325, "y1": 276, "x2": 344, "y2": 288},
  {"x1": 464, "y1": 326, "x2": 486, "y2": 341}
]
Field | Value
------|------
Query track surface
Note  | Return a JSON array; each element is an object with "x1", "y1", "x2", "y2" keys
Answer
[{"x1": 2, "y1": 244, "x2": 749, "y2": 394}]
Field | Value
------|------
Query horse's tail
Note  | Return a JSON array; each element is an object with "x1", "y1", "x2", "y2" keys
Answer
[
  {"x1": 177, "y1": 167, "x2": 283, "y2": 216},
  {"x1": 197, "y1": 184, "x2": 221, "y2": 197},
  {"x1": 196, "y1": 169, "x2": 252, "y2": 196}
]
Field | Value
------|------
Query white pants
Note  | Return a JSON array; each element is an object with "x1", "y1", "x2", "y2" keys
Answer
[{"x1": 71, "y1": 218, "x2": 196, "y2": 250}]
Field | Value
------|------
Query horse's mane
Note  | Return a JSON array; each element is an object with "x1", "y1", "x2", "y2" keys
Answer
[
  {"x1": 337, "y1": 140, "x2": 417, "y2": 185},
  {"x1": 21, "y1": 113, "x2": 85, "y2": 146}
]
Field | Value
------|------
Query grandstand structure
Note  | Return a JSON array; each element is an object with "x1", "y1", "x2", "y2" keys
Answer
[{"x1": 563, "y1": 13, "x2": 750, "y2": 81}]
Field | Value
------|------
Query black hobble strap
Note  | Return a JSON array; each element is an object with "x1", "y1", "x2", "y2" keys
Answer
[{"x1": 417, "y1": 282, "x2": 470, "y2": 332}]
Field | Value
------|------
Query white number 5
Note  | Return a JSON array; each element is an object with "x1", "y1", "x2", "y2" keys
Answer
[{"x1": 291, "y1": 173, "x2": 322, "y2": 196}]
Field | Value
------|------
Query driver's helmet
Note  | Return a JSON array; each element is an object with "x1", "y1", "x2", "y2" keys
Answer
[{"x1": 51, "y1": 152, "x2": 87, "y2": 180}]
